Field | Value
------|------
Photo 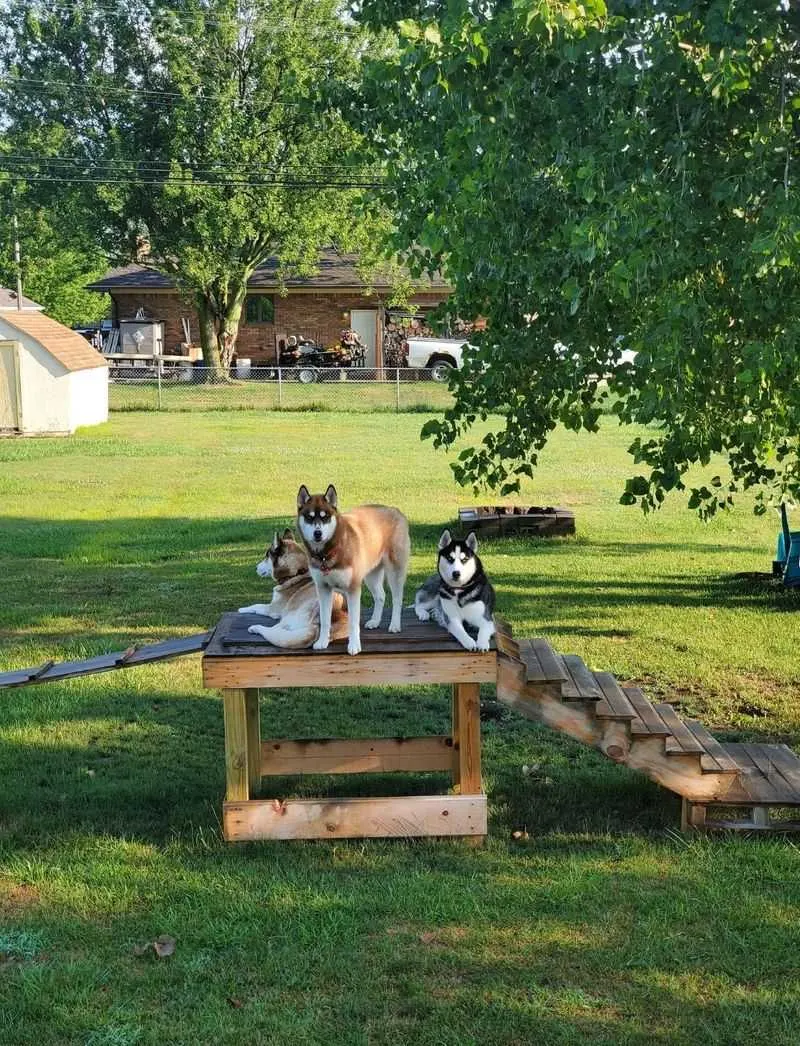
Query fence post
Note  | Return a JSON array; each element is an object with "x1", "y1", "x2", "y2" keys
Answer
[
  {"x1": 395, "y1": 367, "x2": 401, "y2": 412},
  {"x1": 277, "y1": 367, "x2": 283, "y2": 408},
  {"x1": 157, "y1": 359, "x2": 163, "y2": 410}
]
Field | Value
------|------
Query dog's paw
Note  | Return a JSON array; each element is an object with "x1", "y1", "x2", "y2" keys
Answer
[
  {"x1": 248, "y1": 625, "x2": 269, "y2": 639},
  {"x1": 313, "y1": 637, "x2": 330, "y2": 651},
  {"x1": 459, "y1": 636, "x2": 478, "y2": 652},
  {"x1": 476, "y1": 639, "x2": 491, "y2": 653},
  {"x1": 239, "y1": 604, "x2": 256, "y2": 614},
  {"x1": 365, "y1": 618, "x2": 382, "y2": 630},
  {"x1": 347, "y1": 639, "x2": 362, "y2": 656},
  {"x1": 415, "y1": 607, "x2": 430, "y2": 622},
  {"x1": 387, "y1": 620, "x2": 402, "y2": 634}
]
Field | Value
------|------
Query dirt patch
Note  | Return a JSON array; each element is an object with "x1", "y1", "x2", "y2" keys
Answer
[{"x1": 0, "y1": 880, "x2": 41, "y2": 915}]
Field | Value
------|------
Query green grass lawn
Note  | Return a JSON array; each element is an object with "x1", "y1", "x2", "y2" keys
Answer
[{"x1": 1, "y1": 411, "x2": 799, "y2": 1046}]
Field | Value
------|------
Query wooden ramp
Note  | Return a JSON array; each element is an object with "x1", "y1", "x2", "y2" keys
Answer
[
  {"x1": 495, "y1": 620, "x2": 800, "y2": 833},
  {"x1": 0, "y1": 632, "x2": 211, "y2": 690}
]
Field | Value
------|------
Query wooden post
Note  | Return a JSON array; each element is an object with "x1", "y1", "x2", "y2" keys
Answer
[
  {"x1": 752, "y1": 805, "x2": 770, "y2": 828},
  {"x1": 681, "y1": 798, "x2": 707, "y2": 832},
  {"x1": 453, "y1": 682, "x2": 481, "y2": 794},
  {"x1": 451, "y1": 681, "x2": 461, "y2": 788},
  {"x1": 222, "y1": 688, "x2": 250, "y2": 802},
  {"x1": 244, "y1": 688, "x2": 261, "y2": 797}
]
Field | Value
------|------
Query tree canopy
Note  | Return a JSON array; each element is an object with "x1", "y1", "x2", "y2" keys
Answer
[
  {"x1": 0, "y1": 183, "x2": 109, "y2": 326},
  {"x1": 0, "y1": 0, "x2": 377, "y2": 370},
  {"x1": 358, "y1": 0, "x2": 800, "y2": 516}
]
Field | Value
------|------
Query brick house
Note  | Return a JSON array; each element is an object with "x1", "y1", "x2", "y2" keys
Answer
[{"x1": 87, "y1": 249, "x2": 452, "y2": 367}]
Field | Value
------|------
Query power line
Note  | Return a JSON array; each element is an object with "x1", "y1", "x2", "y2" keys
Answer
[
  {"x1": 0, "y1": 76, "x2": 351, "y2": 108},
  {"x1": 0, "y1": 152, "x2": 382, "y2": 172},
  {"x1": 0, "y1": 168, "x2": 383, "y2": 188}
]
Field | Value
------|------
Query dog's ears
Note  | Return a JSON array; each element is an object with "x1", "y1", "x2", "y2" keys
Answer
[
  {"x1": 271, "y1": 532, "x2": 281, "y2": 551},
  {"x1": 438, "y1": 529, "x2": 452, "y2": 551},
  {"x1": 282, "y1": 527, "x2": 294, "y2": 541},
  {"x1": 466, "y1": 531, "x2": 478, "y2": 552},
  {"x1": 325, "y1": 484, "x2": 338, "y2": 509},
  {"x1": 297, "y1": 484, "x2": 310, "y2": 509}
]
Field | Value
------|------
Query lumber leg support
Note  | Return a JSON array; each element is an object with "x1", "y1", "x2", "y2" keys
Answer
[{"x1": 220, "y1": 682, "x2": 488, "y2": 843}]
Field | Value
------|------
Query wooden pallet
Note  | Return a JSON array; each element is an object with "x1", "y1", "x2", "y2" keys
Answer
[{"x1": 458, "y1": 505, "x2": 575, "y2": 538}]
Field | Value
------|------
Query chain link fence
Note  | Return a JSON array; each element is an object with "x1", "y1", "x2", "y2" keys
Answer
[{"x1": 108, "y1": 365, "x2": 454, "y2": 413}]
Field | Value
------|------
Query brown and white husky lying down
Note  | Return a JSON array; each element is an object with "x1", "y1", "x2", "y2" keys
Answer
[{"x1": 238, "y1": 529, "x2": 348, "y2": 649}]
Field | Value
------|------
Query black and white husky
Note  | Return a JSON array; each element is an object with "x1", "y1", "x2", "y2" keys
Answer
[{"x1": 414, "y1": 530, "x2": 496, "y2": 652}]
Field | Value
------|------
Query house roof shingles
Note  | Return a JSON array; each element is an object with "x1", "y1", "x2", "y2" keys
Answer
[
  {"x1": 0, "y1": 311, "x2": 108, "y2": 372},
  {"x1": 87, "y1": 250, "x2": 450, "y2": 293}
]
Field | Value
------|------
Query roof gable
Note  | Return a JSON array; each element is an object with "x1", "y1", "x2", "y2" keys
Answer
[{"x1": 0, "y1": 311, "x2": 107, "y2": 371}]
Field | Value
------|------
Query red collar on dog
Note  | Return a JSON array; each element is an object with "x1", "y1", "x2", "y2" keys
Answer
[{"x1": 310, "y1": 550, "x2": 337, "y2": 574}]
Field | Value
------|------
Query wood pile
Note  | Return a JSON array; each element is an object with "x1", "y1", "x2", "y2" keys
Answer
[{"x1": 459, "y1": 505, "x2": 576, "y2": 538}]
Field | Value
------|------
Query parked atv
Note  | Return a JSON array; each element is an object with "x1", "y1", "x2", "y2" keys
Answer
[{"x1": 278, "y1": 338, "x2": 360, "y2": 383}]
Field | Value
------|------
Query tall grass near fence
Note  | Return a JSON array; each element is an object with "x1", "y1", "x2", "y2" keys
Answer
[{"x1": 108, "y1": 366, "x2": 455, "y2": 413}]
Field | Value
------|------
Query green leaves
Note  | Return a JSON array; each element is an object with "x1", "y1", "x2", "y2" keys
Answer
[{"x1": 358, "y1": 0, "x2": 800, "y2": 517}]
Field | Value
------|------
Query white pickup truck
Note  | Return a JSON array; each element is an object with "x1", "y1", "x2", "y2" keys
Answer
[{"x1": 404, "y1": 336, "x2": 471, "y2": 382}]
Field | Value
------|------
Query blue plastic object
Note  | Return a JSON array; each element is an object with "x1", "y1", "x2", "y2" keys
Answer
[{"x1": 776, "y1": 504, "x2": 800, "y2": 587}]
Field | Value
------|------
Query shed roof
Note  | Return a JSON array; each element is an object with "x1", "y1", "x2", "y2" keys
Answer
[
  {"x1": 87, "y1": 249, "x2": 451, "y2": 293},
  {"x1": 0, "y1": 311, "x2": 107, "y2": 372},
  {"x1": 0, "y1": 287, "x2": 44, "y2": 311}
]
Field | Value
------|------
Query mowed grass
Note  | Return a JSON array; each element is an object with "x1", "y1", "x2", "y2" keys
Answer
[{"x1": 1, "y1": 411, "x2": 799, "y2": 1046}]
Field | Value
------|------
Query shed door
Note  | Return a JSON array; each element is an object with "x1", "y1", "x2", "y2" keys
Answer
[
  {"x1": 0, "y1": 343, "x2": 19, "y2": 430},
  {"x1": 350, "y1": 310, "x2": 378, "y2": 367}
]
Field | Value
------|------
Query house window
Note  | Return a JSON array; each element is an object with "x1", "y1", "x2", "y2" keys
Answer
[{"x1": 245, "y1": 295, "x2": 275, "y2": 325}]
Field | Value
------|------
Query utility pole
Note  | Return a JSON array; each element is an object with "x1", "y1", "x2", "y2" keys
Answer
[{"x1": 12, "y1": 207, "x2": 22, "y2": 311}]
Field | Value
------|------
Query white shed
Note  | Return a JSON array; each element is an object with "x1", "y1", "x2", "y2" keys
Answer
[{"x1": 0, "y1": 310, "x2": 108, "y2": 435}]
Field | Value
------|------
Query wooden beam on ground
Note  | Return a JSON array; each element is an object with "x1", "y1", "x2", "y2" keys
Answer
[{"x1": 223, "y1": 795, "x2": 488, "y2": 841}]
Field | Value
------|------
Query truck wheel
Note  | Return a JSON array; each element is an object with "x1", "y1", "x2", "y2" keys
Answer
[
  {"x1": 430, "y1": 359, "x2": 455, "y2": 383},
  {"x1": 298, "y1": 367, "x2": 318, "y2": 384}
]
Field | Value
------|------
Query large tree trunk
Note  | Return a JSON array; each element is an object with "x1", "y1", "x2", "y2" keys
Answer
[{"x1": 196, "y1": 278, "x2": 249, "y2": 377}]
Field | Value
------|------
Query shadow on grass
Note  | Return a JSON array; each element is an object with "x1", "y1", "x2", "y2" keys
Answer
[
  {"x1": 0, "y1": 676, "x2": 680, "y2": 847},
  {"x1": 2, "y1": 515, "x2": 798, "y2": 646}
]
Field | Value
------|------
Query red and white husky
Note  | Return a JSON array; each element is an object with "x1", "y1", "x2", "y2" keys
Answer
[
  {"x1": 238, "y1": 529, "x2": 348, "y2": 649},
  {"x1": 296, "y1": 484, "x2": 410, "y2": 655}
]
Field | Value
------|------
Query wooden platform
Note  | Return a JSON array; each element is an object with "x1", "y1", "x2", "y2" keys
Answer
[{"x1": 203, "y1": 610, "x2": 494, "y2": 842}]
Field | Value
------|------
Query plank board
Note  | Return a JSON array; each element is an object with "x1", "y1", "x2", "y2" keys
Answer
[
  {"x1": 655, "y1": 703, "x2": 705, "y2": 754},
  {"x1": 223, "y1": 794, "x2": 488, "y2": 841},
  {"x1": 683, "y1": 720, "x2": 740, "y2": 773},
  {"x1": 0, "y1": 632, "x2": 211, "y2": 690},
  {"x1": 530, "y1": 639, "x2": 569, "y2": 683},
  {"x1": 518, "y1": 639, "x2": 546, "y2": 682},
  {"x1": 624, "y1": 687, "x2": 672, "y2": 736},
  {"x1": 260, "y1": 736, "x2": 455, "y2": 776},
  {"x1": 770, "y1": 745, "x2": 800, "y2": 795},
  {"x1": 560, "y1": 655, "x2": 602, "y2": 700},
  {"x1": 593, "y1": 673, "x2": 637, "y2": 719},
  {"x1": 203, "y1": 650, "x2": 497, "y2": 688}
]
